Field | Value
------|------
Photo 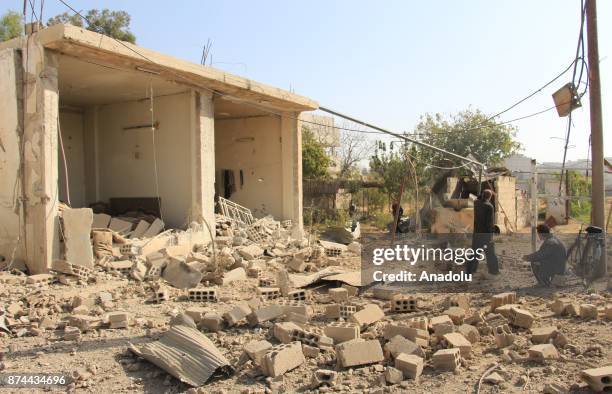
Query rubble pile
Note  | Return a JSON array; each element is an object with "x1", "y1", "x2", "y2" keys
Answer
[{"x1": 0, "y1": 208, "x2": 610, "y2": 392}]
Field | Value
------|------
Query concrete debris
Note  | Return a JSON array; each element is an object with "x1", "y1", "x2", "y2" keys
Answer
[
  {"x1": 62, "y1": 208, "x2": 95, "y2": 269},
  {"x1": 3, "y1": 206, "x2": 610, "y2": 393},
  {"x1": 129, "y1": 324, "x2": 233, "y2": 386},
  {"x1": 161, "y1": 259, "x2": 203, "y2": 289},
  {"x1": 336, "y1": 339, "x2": 384, "y2": 368},
  {"x1": 261, "y1": 342, "x2": 305, "y2": 377}
]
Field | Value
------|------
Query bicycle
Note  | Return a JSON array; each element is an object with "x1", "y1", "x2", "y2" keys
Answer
[{"x1": 566, "y1": 224, "x2": 605, "y2": 286}]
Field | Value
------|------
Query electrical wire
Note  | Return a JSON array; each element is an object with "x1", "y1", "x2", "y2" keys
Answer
[
  {"x1": 149, "y1": 82, "x2": 165, "y2": 225},
  {"x1": 559, "y1": 0, "x2": 588, "y2": 195}
]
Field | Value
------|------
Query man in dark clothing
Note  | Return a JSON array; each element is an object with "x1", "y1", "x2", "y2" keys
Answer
[
  {"x1": 523, "y1": 224, "x2": 567, "y2": 286},
  {"x1": 391, "y1": 203, "x2": 404, "y2": 233},
  {"x1": 466, "y1": 189, "x2": 499, "y2": 276}
]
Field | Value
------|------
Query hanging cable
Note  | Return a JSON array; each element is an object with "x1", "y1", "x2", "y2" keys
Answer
[{"x1": 149, "y1": 82, "x2": 165, "y2": 224}]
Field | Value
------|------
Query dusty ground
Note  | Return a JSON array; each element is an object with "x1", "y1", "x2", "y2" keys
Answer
[{"x1": 0, "y1": 227, "x2": 610, "y2": 394}]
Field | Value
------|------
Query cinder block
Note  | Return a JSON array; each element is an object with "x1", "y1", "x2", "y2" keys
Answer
[
  {"x1": 457, "y1": 324, "x2": 480, "y2": 343},
  {"x1": 493, "y1": 324, "x2": 515, "y2": 348},
  {"x1": 257, "y1": 287, "x2": 281, "y2": 301},
  {"x1": 26, "y1": 274, "x2": 55, "y2": 285},
  {"x1": 384, "y1": 335, "x2": 424, "y2": 359},
  {"x1": 443, "y1": 307, "x2": 465, "y2": 325},
  {"x1": 443, "y1": 332, "x2": 472, "y2": 358},
  {"x1": 154, "y1": 289, "x2": 169, "y2": 303},
  {"x1": 349, "y1": 304, "x2": 384, "y2": 327},
  {"x1": 290, "y1": 327, "x2": 333, "y2": 348},
  {"x1": 223, "y1": 303, "x2": 251, "y2": 326},
  {"x1": 446, "y1": 294, "x2": 470, "y2": 311},
  {"x1": 528, "y1": 344, "x2": 560, "y2": 361},
  {"x1": 261, "y1": 342, "x2": 305, "y2": 377},
  {"x1": 430, "y1": 314, "x2": 454, "y2": 330},
  {"x1": 581, "y1": 366, "x2": 612, "y2": 392},
  {"x1": 247, "y1": 304, "x2": 285, "y2": 325},
  {"x1": 494, "y1": 304, "x2": 521, "y2": 318},
  {"x1": 434, "y1": 322, "x2": 455, "y2": 339},
  {"x1": 579, "y1": 304, "x2": 598, "y2": 320},
  {"x1": 509, "y1": 307, "x2": 534, "y2": 329},
  {"x1": 490, "y1": 292, "x2": 517, "y2": 312},
  {"x1": 200, "y1": 312, "x2": 223, "y2": 332},
  {"x1": 340, "y1": 304, "x2": 357, "y2": 318},
  {"x1": 395, "y1": 353, "x2": 424, "y2": 379},
  {"x1": 107, "y1": 260, "x2": 133, "y2": 275},
  {"x1": 185, "y1": 307, "x2": 208, "y2": 323},
  {"x1": 274, "y1": 322, "x2": 301, "y2": 343},
  {"x1": 312, "y1": 369, "x2": 338, "y2": 387},
  {"x1": 107, "y1": 311, "x2": 129, "y2": 329},
  {"x1": 530, "y1": 326, "x2": 558, "y2": 344},
  {"x1": 323, "y1": 322, "x2": 360, "y2": 344},
  {"x1": 432, "y1": 348, "x2": 461, "y2": 371},
  {"x1": 408, "y1": 316, "x2": 428, "y2": 331},
  {"x1": 382, "y1": 323, "x2": 429, "y2": 347},
  {"x1": 391, "y1": 295, "x2": 418, "y2": 313},
  {"x1": 605, "y1": 304, "x2": 612, "y2": 320},
  {"x1": 336, "y1": 339, "x2": 384, "y2": 368},
  {"x1": 258, "y1": 277, "x2": 275, "y2": 287},
  {"x1": 287, "y1": 289, "x2": 308, "y2": 302},
  {"x1": 329, "y1": 288, "x2": 349, "y2": 303},
  {"x1": 188, "y1": 287, "x2": 218, "y2": 302},
  {"x1": 245, "y1": 340, "x2": 273, "y2": 365}
]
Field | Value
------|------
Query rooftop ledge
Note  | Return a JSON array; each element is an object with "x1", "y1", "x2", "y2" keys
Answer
[{"x1": 0, "y1": 23, "x2": 319, "y2": 112}]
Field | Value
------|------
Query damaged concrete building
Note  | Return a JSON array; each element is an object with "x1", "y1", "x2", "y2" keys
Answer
[{"x1": 0, "y1": 24, "x2": 318, "y2": 274}]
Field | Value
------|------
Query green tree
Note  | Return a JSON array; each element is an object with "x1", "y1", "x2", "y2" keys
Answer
[
  {"x1": 414, "y1": 109, "x2": 521, "y2": 170},
  {"x1": 0, "y1": 10, "x2": 22, "y2": 42},
  {"x1": 566, "y1": 170, "x2": 592, "y2": 222},
  {"x1": 302, "y1": 126, "x2": 331, "y2": 179},
  {"x1": 369, "y1": 142, "x2": 424, "y2": 202},
  {"x1": 48, "y1": 9, "x2": 136, "y2": 43}
]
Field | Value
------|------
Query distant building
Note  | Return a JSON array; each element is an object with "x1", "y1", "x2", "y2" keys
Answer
[{"x1": 299, "y1": 113, "x2": 341, "y2": 176}]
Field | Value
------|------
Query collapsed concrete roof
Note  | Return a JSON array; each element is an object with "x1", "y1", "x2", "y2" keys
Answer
[{"x1": 0, "y1": 24, "x2": 319, "y2": 112}]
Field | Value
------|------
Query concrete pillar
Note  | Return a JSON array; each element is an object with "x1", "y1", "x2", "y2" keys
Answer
[
  {"x1": 22, "y1": 42, "x2": 60, "y2": 273},
  {"x1": 191, "y1": 90, "x2": 215, "y2": 240},
  {"x1": 280, "y1": 112, "x2": 303, "y2": 231},
  {"x1": 0, "y1": 49, "x2": 24, "y2": 266}
]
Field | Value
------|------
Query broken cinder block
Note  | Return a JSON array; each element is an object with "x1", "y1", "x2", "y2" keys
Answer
[
  {"x1": 443, "y1": 332, "x2": 472, "y2": 358},
  {"x1": 348, "y1": 304, "x2": 384, "y2": 327},
  {"x1": 323, "y1": 322, "x2": 360, "y2": 344},
  {"x1": 261, "y1": 342, "x2": 305, "y2": 378},
  {"x1": 432, "y1": 348, "x2": 461, "y2": 371},
  {"x1": 395, "y1": 353, "x2": 424, "y2": 379},
  {"x1": 528, "y1": 344, "x2": 560, "y2": 361},
  {"x1": 581, "y1": 366, "x2": 612, "y2": 392}
]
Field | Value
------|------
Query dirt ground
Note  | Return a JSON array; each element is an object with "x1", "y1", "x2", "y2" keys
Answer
[{"x1": 0, "y1": 226, "x2": 610, "y2": 394}]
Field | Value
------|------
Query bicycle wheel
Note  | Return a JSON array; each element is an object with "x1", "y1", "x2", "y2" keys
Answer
[{"x1": 567, "y1": 239, "x2": 583, "y2": 276}]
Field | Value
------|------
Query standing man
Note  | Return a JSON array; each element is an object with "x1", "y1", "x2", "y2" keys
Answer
[
  {"x1": 466, "y1": 189, "x2": 499, "y2": 277},
  {"x1": 522, "y1": 224, "x2": 567, "y2": 286}
]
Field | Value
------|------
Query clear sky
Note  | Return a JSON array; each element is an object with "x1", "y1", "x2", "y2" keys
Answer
[{"x1": 4, "y1": 0, "x2": 611, "y2": 164}]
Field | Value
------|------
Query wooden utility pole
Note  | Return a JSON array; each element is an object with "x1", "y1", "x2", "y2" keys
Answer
[{"x1": 586, "y1": 0, "x2": 607, "y2": 276}]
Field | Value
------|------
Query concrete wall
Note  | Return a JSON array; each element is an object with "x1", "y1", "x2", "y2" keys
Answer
[
  {"x1": 494, "y1": 176, "x2": 518, "y2": 232},
  {"x1": 58, "y1": 110, "x2": 86, "y2": 208},
  {"x1": 0, "y1": 49, "x2": 23, "y2": 265},
  {"x1": 95, "y1": 92, "x2": 193, "y2": 228},
  {"x1": 215, "y1": 116, "x2": 284, "y2": 218}
]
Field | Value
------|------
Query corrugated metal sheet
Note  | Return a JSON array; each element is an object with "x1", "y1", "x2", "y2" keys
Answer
[{"x1": 130, "y1": 324, "x2": 233, "y2": 386}]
